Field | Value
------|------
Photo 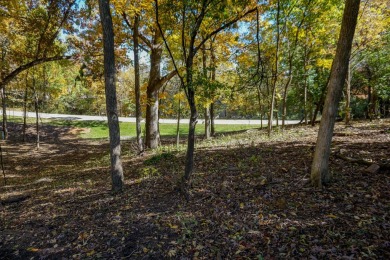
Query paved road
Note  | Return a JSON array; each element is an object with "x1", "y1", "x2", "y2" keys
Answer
[{"x1": 5, "y1": 110, "x2": 300, "y2": 125}]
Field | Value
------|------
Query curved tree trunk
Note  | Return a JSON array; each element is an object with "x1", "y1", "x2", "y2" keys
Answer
[{"x1": 311, "y1": 0, "x2": 360, "y2": 188}]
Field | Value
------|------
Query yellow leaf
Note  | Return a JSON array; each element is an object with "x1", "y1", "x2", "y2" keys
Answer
[
  {"x1": 27, "y1": 247, "x2": 39, "y2": 252},
  {"x1": 169, "y1": 224, "x2": 179, "y2": 229},
  {"x1": 168, "y1": 249, "x2": 177, "y2": 257},
  {"x1": 326, "y1": 214, "x2": 337, "y2": 219}
]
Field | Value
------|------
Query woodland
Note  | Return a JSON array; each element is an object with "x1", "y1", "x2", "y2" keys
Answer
[{"x1": 0, "y1": 0, "x2": 389, "y2": 258}]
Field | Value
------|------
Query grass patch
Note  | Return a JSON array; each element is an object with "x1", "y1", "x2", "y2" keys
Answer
[
  {"x1": 144, "y1": 152, "x2": 175, "y2": 166},
  {"x1": 7, "y1": 116, "x2": 259, "y2": 139}
]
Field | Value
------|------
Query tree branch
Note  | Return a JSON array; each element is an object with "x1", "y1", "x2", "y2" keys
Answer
[
  {"x1": 122, "y1": 12, "x2": 152, "y2": 49},
  {"x1": 152, "y1": 70, "x2": 178, "y2": 92},
  {"x1": 0, "y1": 55, "x2": 72, "y2": 90},
  {"x1": 155, "y1": 0, "x2": 187, "y2": 97},
  {"x1": 194, "y1": 7, "x2": 257, "y2": 55}
]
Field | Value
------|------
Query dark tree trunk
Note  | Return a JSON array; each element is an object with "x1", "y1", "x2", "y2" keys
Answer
[
  {"x1": 210, "y1": 40, "x2": 216, "y2": 136},
  {"x1": 182, "y1": 55, "x2": 198, "y2": 194},
  {"x1": 311, "y1": 0, "x2": 360, "y2": 188},
  {"x1": 133, "y1": 14, "x2": 143, "y2": 153},
  {"x1": 1, "y1": 86, "x2": 8, "y2": 140},
  {"x1": 23, "y1": 84, "x2": 28, "y2": 142},
  {"x1": 98, "y1": 0, "x2": 124, "y2": 192},
  {"x1": 176, "y1": 94, "x2": 181, "y2": 147},
  {"x1": 345, "y1": 63, "x2": 351, "y2": 125},
  {"x1": 210, "y1": 103, "x2": 215, "y2": 136},
  {"x1": 202, "y1": 44, "x2": 211, "y2": 139},
  {"x1": 34, "y1": 91, "x2": 39, "y2": 149},
  {"x1": 281, "y1": 74, "x2": 292, "y2": 129}
]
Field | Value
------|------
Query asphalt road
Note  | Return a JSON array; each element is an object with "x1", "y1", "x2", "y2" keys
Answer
[{"x1": 5, "y1": 110, "x2": 300, "y2": 125}]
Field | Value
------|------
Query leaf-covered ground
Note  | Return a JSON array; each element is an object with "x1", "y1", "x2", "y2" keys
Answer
[{"x1": 1, "y1": 120, "x2": 389, "y2": 259}]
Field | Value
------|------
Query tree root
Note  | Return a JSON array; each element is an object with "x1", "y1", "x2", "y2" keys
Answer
[{"x1": 334, "y1": 151, "x2": 390, "y2": 171}]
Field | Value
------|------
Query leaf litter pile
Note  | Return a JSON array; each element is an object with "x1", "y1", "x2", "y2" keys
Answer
[{"x1": 0, "y1": 120, "x2": 389, "y2": 259}]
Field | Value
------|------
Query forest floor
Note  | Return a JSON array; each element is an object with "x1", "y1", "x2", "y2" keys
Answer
[{"x1": 0, "y1": 119, "x2": 389, "y2": 259}]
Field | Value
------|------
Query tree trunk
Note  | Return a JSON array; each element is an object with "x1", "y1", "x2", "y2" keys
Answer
[
  {"x1": 303, "y1": 29, "x2": 309, "y2": 125},
  {"x1": 256, "y1": 85, "x2": 263, "y2": 129},
  {"x1": 176, "y1": 95, "x2": 181, "y2": 147},
  {"x1": 183, "y1": 90, "x2": 197, "y2": 191},
  {"x1": 210, "y1": 40, "x2": 216, "y2": 136},
  {"x1": 202, "y1": 44, "x2": 211, "y2": 139},
  {"x1": 311, "y1": 0, "x2": 360, "y2": 188},
  {"x1": 281, "y1": 74, "x2": 292, "y2": 129},
  {"x1": 98, "y1": 0, "x2": 124, "y2": 193},
  {"x1": 23, "y1": 85, "x2": 28, "y2": 142},
  {"x1": 210, "y1": 102, "x2": 215, "y2": 136},
  {"x1": 133, "y1": 14, "x2": 143, "y2": 153},
  {"x1": 1, "y1": 86, "x2": 7, "y2": 140},
  {"x1": 146, "y1": 86, "x2": 160, "y2": 149},
  {"x1": 276, "y1": 100, "x2": 279, "y2": 127},
  {"x1": 345, "y1": 62, "x2": 351, "y2": 125},
  {"x1": 34, "y1": 90, "x2": 40, "y2": 149},
  {"x1": 145, "y1": 30, "x2": 163, "y2": 149},
  {"x1": 204, "y1": 107, "x2": 210, "y2": 138},
  {"x1": 182, "y1": 55, "x2": 198, "y2": 194},
  {"x1": 366, "y1": 85, "x2": 372, "y2": 121},
  {"x1": 268, "y1": 0, "x2": 281, "y2": 137}
]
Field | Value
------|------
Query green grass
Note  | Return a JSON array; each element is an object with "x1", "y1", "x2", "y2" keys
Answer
[
  {"x1": 78, "y1": 121, "x2": 257, "y2": 139},
  {"x1": 6, "y1": 116, "x2": 258, "y2": 139}
]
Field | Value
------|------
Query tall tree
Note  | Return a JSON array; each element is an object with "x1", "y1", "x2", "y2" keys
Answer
[
  {"x1": 311, "y1": 0, "x2": 360, "y2": 188},
  {"x1": 120, "y1": 2, "x2": 177, "y2": 149},
  {"x1": 133, "y1": 14, "x2": 143, "y2": 153},
  {"x1": 267, "y1": 0, "x2": 281, "y2": 137},
  {"x1": 156, "y1": 0, "x2": 257, "y2": 195},
  {"x1": 98, "y1": 0, "x2": 124, "y2": 192}
]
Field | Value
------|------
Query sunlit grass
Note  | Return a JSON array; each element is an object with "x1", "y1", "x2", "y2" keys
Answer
[{"x1": 6, "y1": 116, "x2": 259, "y2": 139}]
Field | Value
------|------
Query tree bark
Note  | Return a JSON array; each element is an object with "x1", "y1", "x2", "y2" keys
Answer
[
  {"x1": 183, "y1": 55, "x2": 197, "y2": 193},
  {"x1": 23, "y1": 84, "x2": 28, "y2": 142},
  {"x1": 122, "y1": 14, "x2": 176, "y2": 149},
  {"x1": 311, "y1": 0, "x2": 360, "y2": 188},
  {"x1": 98, "y1": 0, "x2": 124, "y2": 193},
  {"x1": 145, "y1": 29, "x2": 163, "y2": 149},
  {"x1": 210, "y1": 40, "x2": 216, "y2": 136},
  {"x1": 281, "y1": 74, "x2": 292, "y2": 129},
  {"x1": 345, "y1": 62, "x2": 351, "y2": 125},
  {"x1": 34, "y1": 89, "x2": 39, "y2": 149},
  {"x1": 176, "y1": 94, "x2": 181, "y2": 147},
  {"x1": 268, "y1": 0, "x2": 281, "y2": 137},
  {"x1": 1, "y1": 86, "x2": 7, "y2": 140},
  {"x1": 133, "y1": 15, "x2": 143, "y2": 153},
  {"x1": 202, "y1": 44, "x2": 211, "y2": 139}
]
